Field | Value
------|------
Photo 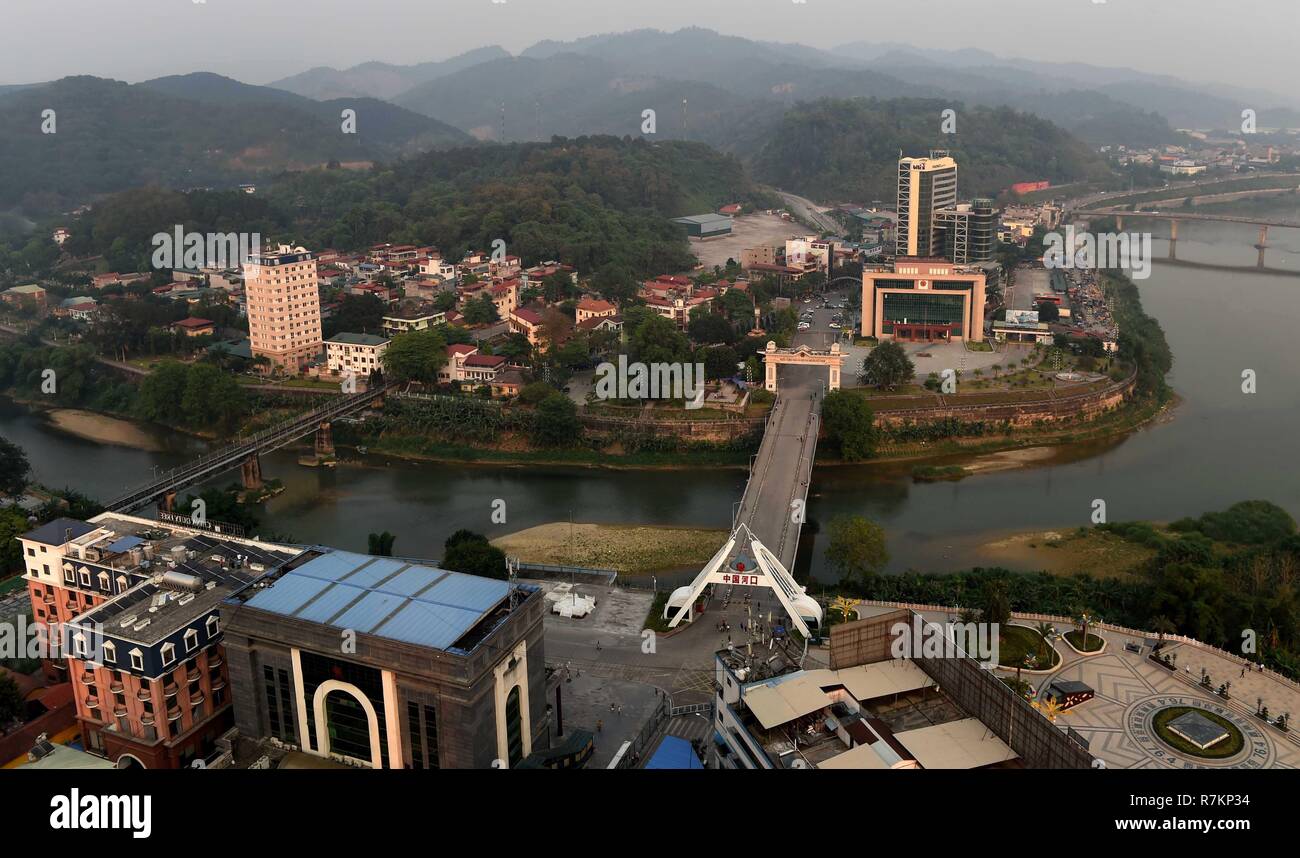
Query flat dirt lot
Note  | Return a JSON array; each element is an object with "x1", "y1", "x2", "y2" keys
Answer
[{"x1": 688, "y1": 213, "x2": 806, "y2": 270}]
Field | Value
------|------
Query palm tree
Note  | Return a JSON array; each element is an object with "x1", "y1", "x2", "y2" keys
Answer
[
  {"x1": 1072, "y1": 607, "x2": 1098, "y2": 651},
  {"x1": 1150, "y1": 615, "x2": 1176, "y2": 646},
  {"x1": 1034, "y1": 620, "x2": 1055, "y2": 666},
  {"x1": 1033, "y1": 697, "x2": 1069, "y2": 723}
]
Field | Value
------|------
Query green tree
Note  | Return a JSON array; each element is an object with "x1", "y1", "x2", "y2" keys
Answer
[
  {"x1": 0, "y1": 436, "x2": 30, "y2": 495},
  {"x1": 462, "y1": 294, "x2": 500, "y2": 326},
  {"x1": 442, "y1": 530, "x2": 507, "y2": 580},
  {"x1": 629, "y1": 314, "x2": 689, "y2": 366},
  {"x1": 531, "y1": 392, "x2": 580, "y2": 447},
  {"x1": 381, "y1": 328, "x2": 448, "y2": 385},
  {"x1": 367, "y1": 531, "x2": 396, "y2": 556},
  {"x1": 0, "y1": 671, "x2": 25, "y2": 725},
  {"x1": 860, "y1": 341, "x2": 914, "y2": 390},
  {"x1": 688, "y1": 312, "x2": 736, "y2": 345},
  {"x1": 0, "y1": 507, "x2": 31, "y2": 574},
  {"x1": 983, "y1": 580, "x2": 1012, "y2": 627},
  {"x1": 825, "y1": 514, "x2": 889, "y2": 582},
  {"x1": 820, "y1": 391, "x2": 876, "y2": 461}
]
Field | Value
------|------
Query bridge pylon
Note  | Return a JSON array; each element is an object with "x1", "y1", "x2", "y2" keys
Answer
[
  {"x1": 315, "y1": 421, "x2": 335, "y2": 457},
  {"x1": 240, "y1": 454, "x2": 264, "y2": 491}
]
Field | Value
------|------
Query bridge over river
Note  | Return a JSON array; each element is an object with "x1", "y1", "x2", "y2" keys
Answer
[{"x1": 664, "y1": 331, "x2": 845, "y2": 638}]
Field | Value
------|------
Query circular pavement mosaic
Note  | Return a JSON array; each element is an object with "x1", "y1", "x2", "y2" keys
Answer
[{"x1": 1126, "y1": 694, "x2": 1274, "y2": 769}]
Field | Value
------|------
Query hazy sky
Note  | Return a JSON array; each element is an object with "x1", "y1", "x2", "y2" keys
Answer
[{"x1": 4, "y1": 0, "x2": 1295, "y2": 94}]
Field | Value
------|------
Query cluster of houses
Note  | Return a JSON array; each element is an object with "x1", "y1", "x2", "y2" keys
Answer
[{"x1": 1103, "y1": 138, "x2": 1290, "y2": 176}]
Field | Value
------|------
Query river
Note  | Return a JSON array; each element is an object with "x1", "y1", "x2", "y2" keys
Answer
[{"x1": 4, "y1": 197, "x2": 1300, "y2": 581}]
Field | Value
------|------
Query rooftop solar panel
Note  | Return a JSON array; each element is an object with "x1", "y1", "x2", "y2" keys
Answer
[
  {"x1": 244, "y1": 574, "x2": 330, "y2": 617},
  {"x1": 374, "y1": 601, "x2": 484, "y2": 650},
  {"x1": 241, "y1": 549, "x2": 513, "y2": 652}
]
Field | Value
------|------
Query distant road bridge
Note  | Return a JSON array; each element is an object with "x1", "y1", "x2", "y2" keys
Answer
[
  {"x1": 1075, "y1": 208, "x2": 1300, "y2": 269},
  {"x1": 105, "y1": 384, "x2": 392, "y2": 513}
]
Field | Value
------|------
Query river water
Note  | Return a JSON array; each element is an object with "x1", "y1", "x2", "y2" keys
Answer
[{"x1": 5, "y1": 198, "x2": 1300, "y2": 580}]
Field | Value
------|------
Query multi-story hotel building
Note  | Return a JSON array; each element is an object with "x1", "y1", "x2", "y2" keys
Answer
[
  {"x1": 896, "y1": 152, "x2": 958, "y2": 259},
  {"x1": 244, "y1": 244, "x2": 323, "y2": 374},
  {"x1": 25, "y1": 513, "x2": 298, "y2": 768},
  {"x1": 17, "y1": 514, "x2": 547, "y2": 769},
  {"x1": 861, "y1": 257, "x2": 987, "y2": 343}
]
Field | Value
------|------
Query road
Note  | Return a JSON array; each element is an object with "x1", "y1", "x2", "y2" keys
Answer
[{"x1": 773, "y1": 188, "x2": 842, "y2": 235}]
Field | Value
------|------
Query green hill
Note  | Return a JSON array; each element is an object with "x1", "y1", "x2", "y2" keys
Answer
[
  {"x1": 0, "y1": 75, "x2": 470, "y2": 216},
  {"x1": 752, "y1": 97, "x2": 1114, "y2": 204},
  {"x1": 62, "y1": 135, "x2": 770, "y2": 278}
]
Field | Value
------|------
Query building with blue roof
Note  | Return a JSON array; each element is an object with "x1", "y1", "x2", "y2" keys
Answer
[{"x1": 222, "y1": 547, "x2": 547, "y2": 769}]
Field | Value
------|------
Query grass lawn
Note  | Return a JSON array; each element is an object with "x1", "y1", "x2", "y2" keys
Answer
[
  {"x1": 1153, "y1": 707, "x2": 1245, "y2": 759},
  {"x1": 1065, "y1": 630, "x2": 1105, "y2": 652},
  {"x1": 998, "y1": 624, "x2": 1059, "y2": 670},
  {"x1": 644, "y1": 591, "x2": 672, "y2": 634}
]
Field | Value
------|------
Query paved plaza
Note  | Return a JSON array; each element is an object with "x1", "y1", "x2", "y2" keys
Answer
[{"x1": 971, "y1": 614, "x2": 1300, "y2": 769}]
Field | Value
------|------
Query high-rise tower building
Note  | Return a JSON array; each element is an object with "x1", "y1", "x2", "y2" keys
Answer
[
  {"x1": 896, "y1": 151, "x2": 958, "y2": 258},
  {"x1": 245, "y1": 244, "x2": 322, "y2": 374}
]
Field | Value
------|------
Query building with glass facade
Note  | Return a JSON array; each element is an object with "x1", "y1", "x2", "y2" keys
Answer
[
  {"x1": 861, "y1": 258, "x2": 987, "y2": 343},
  {"x1": 897, "y1": 153, "x2": 958, "y2": 259}
]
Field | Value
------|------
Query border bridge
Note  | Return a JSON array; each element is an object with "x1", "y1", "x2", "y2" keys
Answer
[{"x1": 105, "y1": 384, "x2": 393, "y2": 513}]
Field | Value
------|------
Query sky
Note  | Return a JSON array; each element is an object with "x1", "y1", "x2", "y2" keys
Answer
[{"x1": 3, "y1": 0, "x2": 1296, "y2": 95}]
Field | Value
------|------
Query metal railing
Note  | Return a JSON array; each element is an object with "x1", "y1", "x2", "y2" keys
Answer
[{"x1": 106, "y1": 384, "x2": 394, "y2": 511}]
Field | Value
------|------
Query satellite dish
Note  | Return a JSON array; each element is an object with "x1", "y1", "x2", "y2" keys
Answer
[{"x1": 1091, "y1": 758, "x2": 1107, "y2": 769}]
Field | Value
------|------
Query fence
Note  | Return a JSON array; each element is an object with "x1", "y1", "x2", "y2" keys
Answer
[
  {"x1": 613, "y1": 696, "x2": 671, "y2": 769},
  {"x1": 515, "y1": 562, "x2": 617, "y2": 586}
]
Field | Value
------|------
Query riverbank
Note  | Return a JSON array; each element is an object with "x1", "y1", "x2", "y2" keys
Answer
[
  {"x1": 976, "y1": 527, "x2": 1157, "y2": 578},
  {"x1": 44, "y1": 408, "x2": 166, "y2": 451},
  {"x1": 491, "y1": 522, "x2": 727, "y2": 574}
]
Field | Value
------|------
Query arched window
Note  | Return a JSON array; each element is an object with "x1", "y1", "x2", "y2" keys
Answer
[{"x1": 504, "y1": 686, "x2": 524, "y2": 768}]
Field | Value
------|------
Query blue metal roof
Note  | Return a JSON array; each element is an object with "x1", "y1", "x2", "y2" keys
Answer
[
  {"x1": 241, "y1": 549, "x2": 511, "y2": 652},
  {"x1": 105, "y1": 535, "x2": 144, "y2": 554},
  {"x1": 645, "y1": 736, "x2": 703, "y2": 770}
]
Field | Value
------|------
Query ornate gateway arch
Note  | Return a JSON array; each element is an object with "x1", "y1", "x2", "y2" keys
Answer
[{"x1": 758, "y1": 341, "x2": 847, "y2": 393}]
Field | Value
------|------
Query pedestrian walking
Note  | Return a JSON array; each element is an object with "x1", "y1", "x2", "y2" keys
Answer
[{"x1": 596, "y1": 719, "x2": 603, "y2": 733}]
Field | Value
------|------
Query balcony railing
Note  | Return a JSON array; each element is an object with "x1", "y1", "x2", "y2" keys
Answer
[
  {"x1": 163, "y1": 683, "x2": 178, "y2": 698},
  {"x1": 136, "y1": 688, "x2": 151, "y2": 702},
  {"x1": 167, "y1": 707, "x2": 182, "y2": 722},
  {"x1": 141, "y1": 712, "x2": 155, "y2": 726},
  {"x1": 79, "y1": 670, "x2": 95, "y2": 684},
  {"x1": 84, "y1": 694, "x2": 99, "y2": 708}
]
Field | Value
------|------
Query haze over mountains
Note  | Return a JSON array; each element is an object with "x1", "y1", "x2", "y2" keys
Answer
[{"x1": 3, "y1": 27, "x2": 1297, "y2": 218}]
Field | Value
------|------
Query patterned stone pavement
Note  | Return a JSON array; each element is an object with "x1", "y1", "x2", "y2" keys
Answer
[{"x1": 1014, "y1": 625, "x2": 1300, "y2": 769}]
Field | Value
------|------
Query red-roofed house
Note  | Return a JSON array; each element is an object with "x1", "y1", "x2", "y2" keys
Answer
[
  {"x1": 170, "y1": 317, "x2": 216, "y2": 338},
  {"x1": 509, "y1": 304, "x2": 547, "y2": 346},
  {"x1": 575, "y1": 297, "x2": 617, "y2": 324}
]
